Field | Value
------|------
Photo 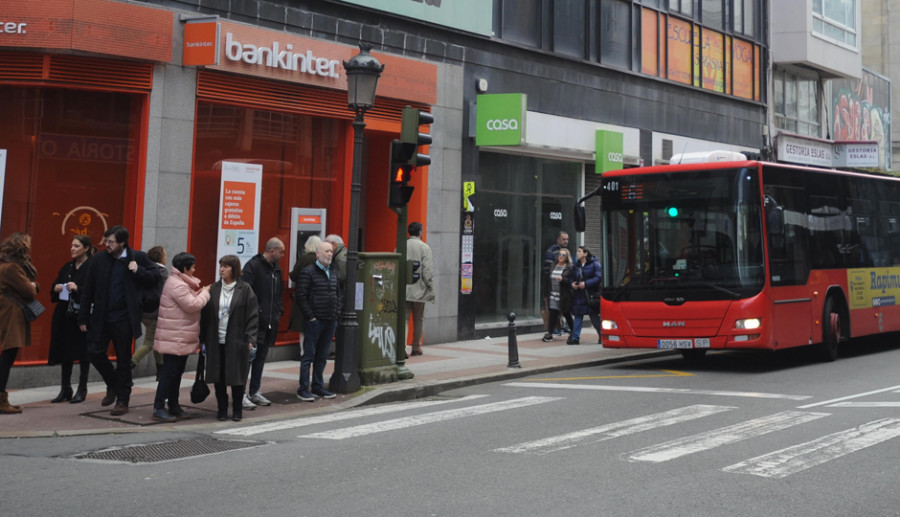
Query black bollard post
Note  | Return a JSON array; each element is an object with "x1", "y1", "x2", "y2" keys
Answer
[{"x1": 507, "y1": 312, "x2": 521, "y2": 369}]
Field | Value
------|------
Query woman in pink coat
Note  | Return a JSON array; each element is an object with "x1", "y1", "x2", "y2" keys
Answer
[{"x1": 150, "y1": 252, "x2": 210, "y2": 422}]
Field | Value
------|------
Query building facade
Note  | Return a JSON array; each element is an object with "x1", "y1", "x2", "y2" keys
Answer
[{"x1": 1, "y1": 0, "x2": 770, "y2": 385}]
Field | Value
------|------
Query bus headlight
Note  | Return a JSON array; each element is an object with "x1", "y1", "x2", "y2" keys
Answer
[
  {"x1": 601, "y1": 320, "x2": 618, "y2": 330},
  {"x1": 735, "y1": 318, "x2": 761, "y2": 330}
]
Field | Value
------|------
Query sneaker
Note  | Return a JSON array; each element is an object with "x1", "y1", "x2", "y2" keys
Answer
[
  {"x1": 249, "y1": 392, "x2": 271, "y2": 406},
  {"x1": 541, "y1": 334, "x2": 553, "y2": 342},
  {"x1": 151, "y1": 408, "x2": 176, "y2": 422},
  {"x1": 553, "y1": 328, "x2": 563, "y2": 335},
  {"x1": 242, "y1": 394, "x2": 257, "y2": 410},
  {"x1": 313, "y1": 389, "x2": 336, "y2": 399},
  {"x1": 566, "y1": 338, "x2": 580, "y2": 345},
  {"x1": 297, "y1": 390, "x2": 315, "y2": 402}
]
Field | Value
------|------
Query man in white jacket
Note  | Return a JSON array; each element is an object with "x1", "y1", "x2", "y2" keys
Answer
[{"x1": 406, "y1": 222, "x2": 434, "y2": 356}]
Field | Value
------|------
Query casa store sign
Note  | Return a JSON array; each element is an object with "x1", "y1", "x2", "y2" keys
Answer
[{"x1": 200, "y1": 21, "x2": 437, "y2": 105}]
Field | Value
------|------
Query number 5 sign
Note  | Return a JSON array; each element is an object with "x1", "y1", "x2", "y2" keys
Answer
[{"x1": 216, "y1": 161, "x2": 263, "y2": 269}]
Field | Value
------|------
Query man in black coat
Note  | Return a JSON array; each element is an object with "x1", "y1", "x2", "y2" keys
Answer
[
  {"x1": 240, "y1": 237, "x2": 285, "y2": 408},
  {"x1": 78, "y1": 225, "x2": 160, "y2": 416},
  {"x1": 295, "y1": 241, "x2": 340, "y2": 402}
]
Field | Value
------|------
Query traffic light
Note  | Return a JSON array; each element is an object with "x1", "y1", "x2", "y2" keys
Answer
[
  {"x1": 400, "y1": 106, "x2": 433, "y2": 167},
  {"x1": 389, "y1": 140, "x2": 415, "y2": 209}
]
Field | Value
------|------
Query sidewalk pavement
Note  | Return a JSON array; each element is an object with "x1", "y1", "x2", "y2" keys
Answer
[{"x1": 0, "y1": 330, "x2": 671, "y2": 438}]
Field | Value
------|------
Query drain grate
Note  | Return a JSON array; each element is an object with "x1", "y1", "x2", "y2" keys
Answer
[{"x1": 72, "y1": 438, "x2": 265, "y2": 464}]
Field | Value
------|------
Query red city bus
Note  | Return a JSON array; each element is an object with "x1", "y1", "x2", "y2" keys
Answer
[{"x1": 575, "y1": 153, "x2": 900, "y2": 361}]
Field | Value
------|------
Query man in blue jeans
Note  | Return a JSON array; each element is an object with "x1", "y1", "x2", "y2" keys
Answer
[{"x1": 295, "y1": 241, "x2": 340, "y2": 401}]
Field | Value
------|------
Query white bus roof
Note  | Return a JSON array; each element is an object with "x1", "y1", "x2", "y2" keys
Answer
[{"x1": 669, "y1": 151, "x2": 748, "y2": 164}]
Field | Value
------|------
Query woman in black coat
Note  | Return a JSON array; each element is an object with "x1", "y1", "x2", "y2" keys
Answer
[
  {"x1": 200, "y1": 255, "x2": 259, "y2": 421},
  {"x1": 48, "y1": 235, "x2": 94, "y2": 403}
]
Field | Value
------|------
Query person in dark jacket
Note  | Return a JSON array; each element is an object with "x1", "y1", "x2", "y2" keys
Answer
[
  {"x1": 201, "y1": 255, "x2": 259, "y2": 421},
  {"x1": 288, "y1": 235, "x2": 321, "y2": 359},
  {"x1": 295, "y1": 241, "x2": 340, "y2": 402},
  {"x1": 240, "y1": 237, "x2": 285, "y2": 409},
  {"x1": 542, "y1": 248, "x2": 573, "y2": 343},
  {"x1": 78, "y1": 225, "x2": 160, "y2": 416},
  {"x1": 48, "y1": 235, "x2": 95, "y2": 404},
  {"x1": 569, "y1": 246, "x2": 602, "y2": 344}
]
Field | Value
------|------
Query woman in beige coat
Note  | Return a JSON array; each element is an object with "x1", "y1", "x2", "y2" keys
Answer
[
  {"x1": 0, "y1": 233, "x2": 39, "y2": 414},
  {"x1": 150, "y1": 252, "x2": 210, "y2": 422}
]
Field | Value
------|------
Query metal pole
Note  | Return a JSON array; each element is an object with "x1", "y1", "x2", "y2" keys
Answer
[
  {"x1": 507, "y1": 312, "x2": 521, "y2": 368},
  {"x1": 329, "y1": 111, "x2": 365, "y2": 394}
]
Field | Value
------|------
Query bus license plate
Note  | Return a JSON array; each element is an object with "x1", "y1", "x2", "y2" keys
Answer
[{"x1": 658, "y1": 339, "x2": 710, "y2": 349}]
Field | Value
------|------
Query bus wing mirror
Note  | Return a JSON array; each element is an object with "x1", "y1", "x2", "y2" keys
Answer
[
  {"x1": 767, "y1": 206, "x2": 784, "y2": 235},
  {"x1": 574, "y1": 203, "x2": 586, "y2": 232}
]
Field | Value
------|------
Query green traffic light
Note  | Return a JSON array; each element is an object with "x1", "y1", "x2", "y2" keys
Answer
[{"x1": 667, "y1": 207, "x2": 679, "y2": 217}]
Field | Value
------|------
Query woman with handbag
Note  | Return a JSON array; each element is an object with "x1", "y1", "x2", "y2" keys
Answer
[
  {"x1": 541, "y1": 249, "x2": 574, "y2": 342},
  {"x1": 201, "y1": 255, "x2": 259, "y2": 422},
  {"x1": 569, "y1": 246, "x2": 603, "y2": 345},
  {"x1": 150, "y1": 252, "x2": 210, "y2": 423},
  {"x1": 0, "y1": 232, "x2": 39, "y2": 414},
  {"x1": 48, "y1": 235, "x2": 95, "y2": 403}
]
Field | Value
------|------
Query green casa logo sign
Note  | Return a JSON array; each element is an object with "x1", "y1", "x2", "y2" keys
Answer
[
  {"x1": 476, "y1": 93, "x2": 526, "y2": 146},
  {"x1": 596, "y1": 130, "x2": 624, "y2": 173}
]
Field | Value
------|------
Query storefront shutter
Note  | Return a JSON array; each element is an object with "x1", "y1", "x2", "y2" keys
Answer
[
  {"x1": 196, "y1": 70, "x2": 409, "y2": 123},
  {"x1": 0, "y1": 52, "x2": 152, "y2": 91}
]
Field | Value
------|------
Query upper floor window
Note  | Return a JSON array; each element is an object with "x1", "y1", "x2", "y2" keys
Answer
[
  {"x1": 812, "y1": 0, "x2": 857, "y2": 47},
  {"x1": 734, "y1": 0, "x2": 758, "y2": 37},
  {"x1": 500, "y1": 0, "x2": 542, "y2": 47},
  {"x1": 701, "y1": 0, "x2": 724, "y2": 30},
  {"x1": 669, "y1": 0, "x2": 693, "y2": 17},
  {"x1": 553, "y1": 0, "x2": 588, "y2": 58},
  {"x1": 774, "y1": 68, "x2": 820, "y2": 138}
]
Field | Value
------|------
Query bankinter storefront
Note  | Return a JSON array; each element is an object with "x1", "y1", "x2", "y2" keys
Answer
[{"x1": 0, "y1": 1, "x2": 172, "y2": 365}]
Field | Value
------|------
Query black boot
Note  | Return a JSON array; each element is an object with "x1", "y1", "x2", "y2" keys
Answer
[
  {"x1": 215, "y1": 387, "x2": 228, "y2": 421},
  {"x1": 71, "y1": 384, "x2": 87, "y2": 404},
  {"x1": 231, "y1": 386, "x2": 243, "y2": 421},
  {"x1": 51, "y1": 386, "x2": 73, "y2": 403}
]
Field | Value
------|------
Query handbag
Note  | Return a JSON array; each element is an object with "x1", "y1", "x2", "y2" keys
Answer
[
  {"x1": 66, "y1": 299, "x2": 81, "y2": 318},
  {"x1": 3, "y1": 290, "x2": 45, "y2": 322},
  {"x1": 190, "y1": 352, "x2": 210, "y2": 403}
]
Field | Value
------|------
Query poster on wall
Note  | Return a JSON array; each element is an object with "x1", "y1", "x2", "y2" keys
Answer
[
  {"x1": 216, "y1": 161, "x2": 263, "y2": 269},
  {"x1": 830, "y1": 68, "x2": 892, "y2": 171},
  {"x1": 0, "y1": 150, "x2": 5, "y2": 230}
]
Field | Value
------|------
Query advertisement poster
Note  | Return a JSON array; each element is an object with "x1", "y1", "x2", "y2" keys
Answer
[
  {"x1": 216, "y1": 161, "x2": 263, "y2": 269},
  {"x1": 830, "y1": 68, "x2": 892, "y2": 170}
]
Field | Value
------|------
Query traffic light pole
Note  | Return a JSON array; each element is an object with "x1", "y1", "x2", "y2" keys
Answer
[
  {"x1": 329, "y1": 112, "x2": 365, "y2": 394},
  {"x1": 395, "y1": 205, "x2": 414, "y2": 379}
]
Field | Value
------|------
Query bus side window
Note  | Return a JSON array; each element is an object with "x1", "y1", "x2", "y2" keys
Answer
[{"x1": 764, "y1": 179, "x2": 811, "y2": 286}]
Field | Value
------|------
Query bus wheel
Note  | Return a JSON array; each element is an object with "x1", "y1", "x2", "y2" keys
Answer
[
  {"x1": 820, "y1": 297, "x2": 842, "y2": 362},
  {"x1": 680, "y1": 349, "x2": 707, "y2": 361}
]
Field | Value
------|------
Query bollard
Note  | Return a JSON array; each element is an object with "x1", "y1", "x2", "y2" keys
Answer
[{"x1": 507, "y1": 312, "x2": 521, "y2": 368}]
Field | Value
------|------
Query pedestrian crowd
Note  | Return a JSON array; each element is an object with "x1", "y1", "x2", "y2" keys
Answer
[
  {"x1": 0, "y1": 222, "x2": 436, "y2": 420},
  {"x1": 541, "y1": 231, "x2": 603, "y2": 345}
]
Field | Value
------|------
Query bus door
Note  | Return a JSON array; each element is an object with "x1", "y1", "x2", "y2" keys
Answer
[{"x1": 766, "y1": 191, "x2": 815, "y2": 348}]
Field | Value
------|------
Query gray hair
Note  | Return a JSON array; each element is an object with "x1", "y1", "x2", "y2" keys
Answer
[
  {"x1": 325, "y1": 234, "x2": 344, "y2": 247},
  {"x1": 304, "y1": 235, "x2": 322, "y2": 254}
]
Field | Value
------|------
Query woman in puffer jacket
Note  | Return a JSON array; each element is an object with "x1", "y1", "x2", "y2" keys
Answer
[{"x1": 150, "y1": 252, "x2": 210, "y2": 422}]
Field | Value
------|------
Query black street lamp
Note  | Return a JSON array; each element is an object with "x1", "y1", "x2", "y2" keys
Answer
[{"x1": 329, "y1": 44, "x2": 384, "y2": 394}]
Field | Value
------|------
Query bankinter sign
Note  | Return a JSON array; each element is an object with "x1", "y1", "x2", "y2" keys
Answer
[{"x1": 224, "y1": 32, "x2": 340, "y2": 78}]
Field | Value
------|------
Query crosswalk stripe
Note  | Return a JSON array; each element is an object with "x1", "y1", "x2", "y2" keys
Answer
[
  {"x1": 494, "y1": 404, "x2": 735, "y2": 455},
  {"x1": 504, "y1": 382, "x2": 810, "y2": 400},
  {"x1": 216, "y1": 395, "x2": 489, "y2": 437},
  {"x1": 827, "y1": 402, "x2": 900, "y2": 408},
  {"x1": 299, "y1": 396, "x2": 562, "y2": 440},
  {"x1": 627, "y1": 411, "x2": 829, "y2": 463},
  {"x1": 723, "y1": 418, "x2": 900, "y2": 479}
]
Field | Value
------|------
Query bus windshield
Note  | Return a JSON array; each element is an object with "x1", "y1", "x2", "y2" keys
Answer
[{"x1": 601, "y1": 167, "x2": 764, "y2": 302}]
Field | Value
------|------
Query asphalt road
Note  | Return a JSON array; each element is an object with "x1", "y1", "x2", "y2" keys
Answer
[{"x1": 3, "y1": 338, "x2": 900, "y2": 516}]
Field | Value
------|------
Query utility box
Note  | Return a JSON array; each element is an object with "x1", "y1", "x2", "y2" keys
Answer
[{"x1": 356, "y1": 252, "x2": 401, "y2": 385}]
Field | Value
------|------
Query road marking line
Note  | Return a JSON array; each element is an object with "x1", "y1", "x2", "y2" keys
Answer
[
  {"x1": 627, "y1": 411, "x2": 829, "y2": 463},
  {"x1": 723, "y1": 418, "x2": 900, "y2": 479},
  {"x1": 495, "y1": 404, "x2": 734, "y2": 455},
  {"x1": 299, "y1": 396, "x2": 562, "y2": 440},
  {"x1": 527, "y1": 370, "x2": 694, "y2": 381},
  {"x1": 797, "y1": 385, "x2": 900, "y2": 409},
  {"x1": 216, "y1": 395, "x2": 489, "y2": 436},
  {"x1": 504, "y1": 382, "x2": 810, "y2": 400},
  {"x1": 827, "y1": 402, "x2": 900, "y2": 408}
]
